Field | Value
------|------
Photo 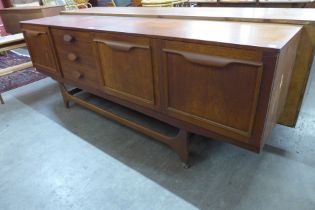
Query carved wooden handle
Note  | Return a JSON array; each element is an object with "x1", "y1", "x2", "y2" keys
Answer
[
  {"x1": 163, "y1": 49, "x2": 263, "y2": 68},
  {"x1": 93, "y1": 39, "x2": 150, "y2": 51},
  {"x1": 23, "y1": 30, "x2": 46, "y2": 37},
  {"x1": 67, "y1": 53, "x2": 79, "y2": 62},
  {"x1": 63, "y1": 34, "x2": 74, "y2": 42},
  {"x1": 72, "y1": 71, "x2": 84, "y2": 79}
]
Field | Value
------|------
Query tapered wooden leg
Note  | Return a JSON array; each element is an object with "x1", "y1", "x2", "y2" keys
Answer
[
  {"x1": 171, "y1": 129, "x2": 190, "y2": 168},
  {"x1": 58, "y1": 83, "x2": 70, "y2": 108},
  {"x1": 0, "y1": 94, "x2": 4, "y2": 104}
]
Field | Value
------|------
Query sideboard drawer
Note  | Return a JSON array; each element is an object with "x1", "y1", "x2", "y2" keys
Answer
[
  {"x1": 162, "y1": 41, "x2": 264, "y2": 139},
  {"x1": 51, "y1": 28, "x2": 101, "y2": 88},
  {"x1": 51, "y1": 28, "x2": 92, "y2": 51}
]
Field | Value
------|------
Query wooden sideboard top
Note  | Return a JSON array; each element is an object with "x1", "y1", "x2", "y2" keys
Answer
[
  {"x1": 61, "y1": 7, "x2": 315, "y2": 25},
  {"x1": 21, "y1": 15, "x2": 301, "y2": 52}
]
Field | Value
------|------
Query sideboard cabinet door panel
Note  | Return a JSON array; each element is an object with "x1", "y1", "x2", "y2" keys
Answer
[
  {"x1": 93, "y1": 33, "x2": 156, "y2": 109},
  {"x1": 23, "y1": 26, "x2": 58, "y2": 76},
  {"x1": 163, "y1": 41, "x2": 264, "y2": 138}
]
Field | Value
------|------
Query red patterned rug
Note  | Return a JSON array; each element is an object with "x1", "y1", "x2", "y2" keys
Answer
[{"x1": 0, "y1": 51, "x2": 46, "y2": 94}]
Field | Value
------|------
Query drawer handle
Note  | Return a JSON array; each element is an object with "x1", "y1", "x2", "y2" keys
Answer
[
  {"x1": 67, "y1": 53, "x2": 79, "y2": 62},
  {"x1": 23, "y1": 30, "x2": 46, "y2": 37},
  {"x1": 163, "y1": 49, "x2": 263, "y2": 68},
  {"x1": 72, "y1": 71, "x2": 84, "y2": 79},
  {"x1": 63, "y1": 34, "x2": 75, "y2": 42},
  {"x1": 93, "y1": 39, "x2": 150, "y2": 51}
]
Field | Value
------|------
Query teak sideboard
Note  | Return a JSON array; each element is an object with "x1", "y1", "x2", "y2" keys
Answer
[
  {"x1": 63, "y1": 7, "x2": 315, "y2": 127},
  {"x1": 21, "y1": 15, "x2": 301, "y2": 166}
]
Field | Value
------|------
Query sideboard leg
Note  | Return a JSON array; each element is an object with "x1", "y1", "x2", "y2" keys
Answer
[
  {"x1": 172, "y1": 129, "x2": 190, "y2": 168},
  {"x1": 0, "y1": 94, "x2": 4, "y2": 104},
  {"x1": 58, "y1": 83, "x2": 70, "y2": 108}
]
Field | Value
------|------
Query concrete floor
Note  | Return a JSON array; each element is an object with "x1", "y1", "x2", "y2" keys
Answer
[{"x1": 0, "y1": 64, "x2": 315, "y2": 210}]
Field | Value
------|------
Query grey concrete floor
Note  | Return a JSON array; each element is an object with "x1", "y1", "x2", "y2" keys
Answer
[{"x1": 0, "y1": 63, "x2": 315, "y2": 210}]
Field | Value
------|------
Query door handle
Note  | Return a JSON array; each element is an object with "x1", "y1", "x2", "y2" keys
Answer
[
  {"x1": 23, "y1": 30, "x2": 46, "y2": 38},
  {"x1": 63, "y1": 34, "x2": 75, "y2": 43},
  {"x1": 93, "y1": 39, "x2": 150, "y2": 51},
  {"x1": 67, "y1": 53, "x2": 80, "y2": 62},
  {"x1": 72, "y1": 70, "x2": 84, "y2": 79},
  {"x1": 163, "y1": 49, "x2": 262, "y2": 68}
]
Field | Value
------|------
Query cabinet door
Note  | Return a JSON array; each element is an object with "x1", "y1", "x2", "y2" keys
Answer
[
  {"x1": 93, "y1": 33, "x2": 157, "y2": 109},
  {"x1": 22, "y1": 26, "x2": 59, "y2": 76},
  {"x1": 162, "y1": 41, "x2": 263, "y2": 138}
]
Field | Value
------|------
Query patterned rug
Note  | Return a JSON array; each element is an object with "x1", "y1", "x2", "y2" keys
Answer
[{"x1": 0, "y1": 51, "x2": 46, "y2": 94}]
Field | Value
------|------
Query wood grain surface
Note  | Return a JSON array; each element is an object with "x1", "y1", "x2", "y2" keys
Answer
[
  {"x1": 62, "y1": 7, "x2": 315, "y2": 24},
  {"x1": 21, "y1": 15, "x2": 302, "y2": 52}
]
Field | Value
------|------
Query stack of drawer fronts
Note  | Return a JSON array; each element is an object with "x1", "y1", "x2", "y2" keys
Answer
[{"x1": 21, "y1": 15, "x2": 301, "y2": 164}]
